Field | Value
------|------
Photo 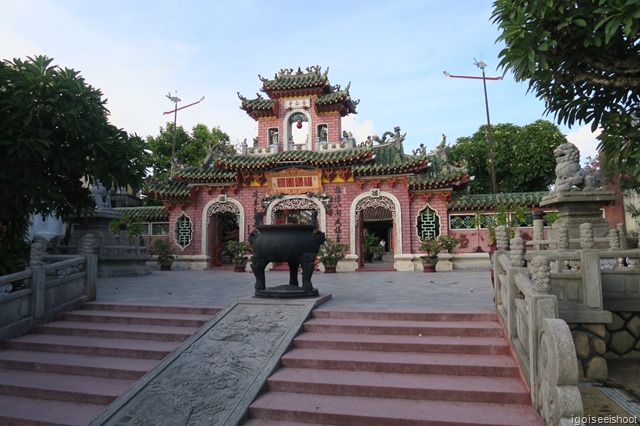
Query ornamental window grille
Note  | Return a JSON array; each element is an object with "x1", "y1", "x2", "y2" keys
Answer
[
  {"x1": 289, "y1": 113, "x2": 308, "y2": 124},
  {"x1": 512, "y1": 212, "x2": 534, "y2": 228},
  {"x1": 481, "y1": 214, "x2": 497, "y2": 229},
  {"x1": 151, "y1": 223, "x2": 169, "y2": 236},
  {"x1": 543, "y1": 212, "x2": 558, "y2": 227},
  {"x1": 174, "y1": 213, "x2": 193, "y2": 250},
  {"x1": 416, "y1": 205, "x2": 441, "y2": 240},
  {"x1": 449, "y1": 214, "x2": 476, "y2": 230}
]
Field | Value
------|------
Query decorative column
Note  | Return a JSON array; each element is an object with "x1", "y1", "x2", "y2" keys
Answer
[
  {"x1": 510, "y1": 229, "x2": 525, "y2": 267},
  {"x1": 496, "y1": 225, "x2": 509, "y2": 251},
  {"x1": 532, "y1": 211, "x2": 544, "y2": 251}
]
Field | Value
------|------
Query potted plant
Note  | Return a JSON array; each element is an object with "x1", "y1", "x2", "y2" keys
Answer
[
  {"x1": 226, "y1": 240, "x2": 252, "y2": 272},
  {"x1": 419, "y1": 236, "x2": 442, "y2": 272},
  {"x1": 150, "y1": 239, "x2": 175, "y2": 271},
  {"x1": 318, "y1": 239, "x2": 348, "y2": 273},
  {"x1": 363, "y1": 233, "x2": 383, "y2": 262},
  {"x1": 438, "y1": 235, "x2": 460, "y2": 254}
]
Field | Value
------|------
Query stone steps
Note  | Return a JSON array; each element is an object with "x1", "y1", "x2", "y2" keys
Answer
[
  {"x1": 246, "y1": 309, "x2": 544, "y2": 425},
  {"x1": 0, "y1": 303, "x2": 219, "y2": 426}
]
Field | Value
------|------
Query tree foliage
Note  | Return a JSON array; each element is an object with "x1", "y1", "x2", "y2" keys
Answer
[
  {"x1": 146, "y1": 122, "x2": 235, "y2": 180},
  {"x1": 448, "y1": 120, "x2": 566, "y2": 193},
  {"x1": 0, "y1": 55, "x2": 147, "y2": 272},
  {"x1": 491, "y1": 0, "x2": 640, "y2": 189}
]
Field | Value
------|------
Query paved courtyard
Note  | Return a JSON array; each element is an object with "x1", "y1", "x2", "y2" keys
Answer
[{"x1": 97, "y1": 268, "x2": 495, "y2": 311}]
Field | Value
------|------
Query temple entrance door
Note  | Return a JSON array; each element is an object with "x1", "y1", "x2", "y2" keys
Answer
[
  {"x1": 361, "y1": 206, "x2": 394, "y2": 266},
  {"x1": 357, "y1": 218, "x2": 364, "y2": 267},
  {"x1": 206, "y1": 211, "x2": 240, "y2": 268},
  {"x1": 207, "y1": 214, "x2": 222, "y2": 267}
]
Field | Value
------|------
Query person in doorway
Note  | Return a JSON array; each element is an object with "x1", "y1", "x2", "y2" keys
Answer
[{"x1": 379, "y1": 239, "x2": 386, "y2": 252}]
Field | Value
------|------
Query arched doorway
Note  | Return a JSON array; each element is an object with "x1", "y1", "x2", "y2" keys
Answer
[
  {"x1": 284, "y1": 110, "x2": 312, "y2": 150},
  {"x1": 203, "y1": 198, "x2": 243, "y2": 267},
  {"x1": 351, "y1": 191, "x2": 401, "y2": 268}
]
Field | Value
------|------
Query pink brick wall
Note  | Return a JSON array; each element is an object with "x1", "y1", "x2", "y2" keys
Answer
[{"x1": 253, "y1": 98, "x2": 345, "y2": 149}]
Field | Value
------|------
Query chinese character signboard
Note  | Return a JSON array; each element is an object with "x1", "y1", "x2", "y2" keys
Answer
[
  {"x1": 284, "y1": 98, "x2": 311, "y2": 109},
  {"x1": 266, "y1": 168, "x2": 323, "y2": 195}
]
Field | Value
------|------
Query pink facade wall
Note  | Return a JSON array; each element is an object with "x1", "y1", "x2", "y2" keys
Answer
[{"x1": 254, "y1": 98, "x2": 343, "y2": 148}]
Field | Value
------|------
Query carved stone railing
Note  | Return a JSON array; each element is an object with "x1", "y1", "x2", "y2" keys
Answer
[
  {"x1": 243, "y1": 145, "x2": 279, "y2": 156},
  {"x1": 0, "y1": 234, "x2": 98, "y2": 342},
  {"x1": 494, "y1": 229, "x2": 583, "y2": 424},
  {"x1": 316, "y1": 139, "x2": 355, "y2": 152},
  {"x1": 526, "y1": 222, "x2": 640, "y2": 315}
]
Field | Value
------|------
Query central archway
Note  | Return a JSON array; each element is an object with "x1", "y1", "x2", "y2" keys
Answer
[{"x1": 265, "y1": 195, "x2": 326, "y2": 232}]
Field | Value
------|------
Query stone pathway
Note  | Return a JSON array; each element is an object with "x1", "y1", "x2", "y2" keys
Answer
[{"x1": 90, "y1": 297, "x2": 321, "y2": 426}]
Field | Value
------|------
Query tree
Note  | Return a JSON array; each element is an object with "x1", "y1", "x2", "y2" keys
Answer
[
  {"x1": 448, "y1": 120, "x2": 565, "y2": 193},
  {"x1": 0, "y1": 55, "x2": 147, "y2": 272},
  {"x1": 491, "y1": 0, "x2": 640, "y2": 189},
  {"x1": 146, "y1": 123, "x2": 234, "y2": 180}
]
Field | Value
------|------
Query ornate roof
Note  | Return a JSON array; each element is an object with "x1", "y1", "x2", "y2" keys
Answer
[
  {"x1": 353, "y1": 144, "x2": 430, "y2": 176},
  {"x1": 144, "y1": 179, "x2": 190, "y2": 201},
  {"x1": 114, "y1": 206, "x2": 169, "y2": 221},
  {"x1": 172, "y1": 165, "x2": 237, "y2": 184},
  {"x1": 239, "y1": 66, "x2": 358, "y2": 120},
  {"x1": 259, "y1": 66, "x2": 329, "y2": 98},
  {"x1": 409, "y1": 172, "x2": 472, "y2": 191},
  {"x1": 237, "y1": 93, "x2": 277, "y2": 120},
  {"x1": 208, "y1": 147, "x2": 375, "y2": 174},
  {"x1": 144, "y1": 137, "x2": 474, "y2": 201},
  {"x1": 448, "y1": 191, "x2": 547, "y2": 210}
]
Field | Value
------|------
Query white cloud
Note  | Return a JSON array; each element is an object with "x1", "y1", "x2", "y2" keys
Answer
[
  {"x1": 343, "y1": 119, "x2": 376, "y2": 144},
  {"x1": 565, "y1": 125, "x2": 602, "y2": 163}
]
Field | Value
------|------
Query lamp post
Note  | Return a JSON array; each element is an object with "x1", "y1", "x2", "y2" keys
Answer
[
  {"x1": 163, "y1": 92, "x2": 205, "y2": 174},
  {"x1": 443, "y1": 60, "x2": 502, "y2": 193}
]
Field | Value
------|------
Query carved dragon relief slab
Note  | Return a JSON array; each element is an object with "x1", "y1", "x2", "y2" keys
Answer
[{"x1": 91, "y1": 300, "x2": 316, "y2": 426}]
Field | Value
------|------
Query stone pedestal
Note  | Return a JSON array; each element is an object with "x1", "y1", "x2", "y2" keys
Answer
[
  {"x1": 540, "y1": 190, "x2": 617, "y2": 248},
  {"x1": 68, "y1": 209, "x2": 122, "y2": 251},
  {"x1": 69, "y1": 209, "x2": 150, "y2": 278}
]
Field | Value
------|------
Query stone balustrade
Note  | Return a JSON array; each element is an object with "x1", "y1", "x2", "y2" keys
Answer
[
  {"x1": 0, "y1": 235, "x2": 98, "y2": 341},
  {"x1": 243, "y1": 145, "x2": 279, "y2": 156},
  {"x1": 494, "y1": 243, "x2": 583, "y2": 425}
]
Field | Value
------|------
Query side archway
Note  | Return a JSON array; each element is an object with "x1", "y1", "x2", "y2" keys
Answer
[
  {"x1": 201, "y1": 196, "x2": 245, "y2": 258},
  {"x1": 349, "y1": 190, "x2": 403, "y2": 256}
]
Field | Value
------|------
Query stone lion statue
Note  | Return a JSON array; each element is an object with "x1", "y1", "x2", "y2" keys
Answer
[{"x1": 552, "y1": 142, "x2": 603, "y2": 192}]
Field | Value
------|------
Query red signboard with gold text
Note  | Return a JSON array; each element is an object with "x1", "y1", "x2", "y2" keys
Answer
[{"x1": 265, "y1": 168, "x2": 323, "y2": 194}]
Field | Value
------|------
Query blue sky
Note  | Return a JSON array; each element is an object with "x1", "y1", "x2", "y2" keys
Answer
[{"x1": 2, "y1": 0, "x2": 600, "y2": 161}]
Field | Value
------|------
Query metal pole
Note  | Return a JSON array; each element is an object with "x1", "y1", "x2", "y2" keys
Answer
[
  {"x1": 443, "y1": 62, "x2": 502, "y2": 193},
  {"x1": 480, "y1": 66, "x2": 498, "y2": 193},
  {"x1": 163, "y1": 93, "x2": 204, "y2": 175},
  {"x1": 172, "y1": 100, "x2": 178, "y2": 173}
]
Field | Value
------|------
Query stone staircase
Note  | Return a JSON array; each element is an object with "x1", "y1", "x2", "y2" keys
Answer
[
  {"x1": 245, "y1": 310, "x2": 544, "y2": 425},
  {"x1": 0, "y1": 302, "x2": 219, "y2": 426}
]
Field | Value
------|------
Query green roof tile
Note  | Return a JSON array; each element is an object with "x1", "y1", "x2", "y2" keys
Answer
[
  {"x1": 115, "y1": 206, "x2": 168, "y2": 221},
  {"x1": 144, "y1": 179, "x2": 190, "y2": 201},
  {"x1": 409, "y1": 172, "x2": 472, "y2": 190},
  {"x1": 260, "y1": 66, "x2": 328, "y2": 92},
  {"x1": 448, "y1": 192, "x2": 548, "y2": 210},
  {"x1": 207, "y1": 147, "x2": 375, "y2": 172},
  {"x1": 173, "y1": 164, "x2": 237, "y2": 183}
]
